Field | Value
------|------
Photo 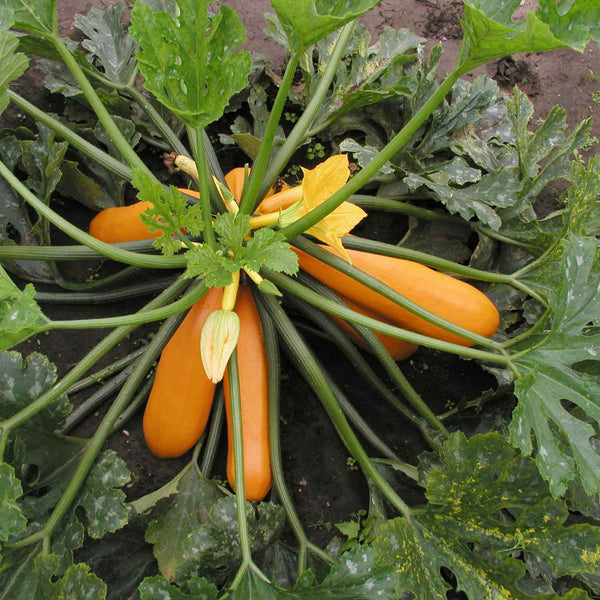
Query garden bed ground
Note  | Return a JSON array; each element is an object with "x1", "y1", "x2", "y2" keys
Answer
[{"x1": 4, "y1": 0, "x2": 600, "y2": 570}]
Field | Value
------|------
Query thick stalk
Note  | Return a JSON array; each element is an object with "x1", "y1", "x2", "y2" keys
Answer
[
  {"x1": 11, "y1": 308, "x2": 184, "y2": 548},
  {"x1": 239, "y1": 54, "x2": 301, "y2": 214},
  {"x1": 265, "y1": 269, "x2": 510, "y2": 365},
  {"x1": 200, "y1": 391, "x2": 225, "y2": 478},
  {"x1": 350, "y1": 195, "x2": 538, "y2": 251},
  {"x1": 260, "y1": 293, "x2": 413, "y2": 518},
  {"x1": 0, "y1": 241, "x2": 160, "y2": 261},
  {"x1": 0, "y1": 277, "x2": 190, "y2": 460},
  {"x1": 66, "y1": 348, "x2": 146, "y2": 395},
  {"x1": 293, "y1": 275, "x2": 445, "y2": 439},
  {"x1": 259, "y1": 24, "x2": 356, "y2": 198},
  {"x1": 7, "y1": 90, "x2": 132, "y2": 181},
  {"x1": 125, "y1": 85, "x2": 189, "y2": 156},
  {"x1": 35, "y1": 277, "x2": 176, "y2": 304},
  {"x1": 45, "y1": 281, "x2": 208, "y2": 330},
  {"x1": 45, "y1": 266, "x2": 150, "y2": 293},
  {"x1": 111, "y1": 372, "x2": 156, "y2": 434},
  {"x1": 255, "y1": 297, "x2": 334, "y2": 573},
  {"x1": 226, "y1": 351, "x2": 253, "y2": 589},
  {"x1": 0, "y1": 161, "x2": 185, "y2": 269},
  {"x1": 191, "y1": 128, "x2": 217, "y2": 249},
  {"x1": 51, "y1": 34, "x2": 148, "y2": 173},
  {"x1": 293, "y1": 237, "x2": 504, "y2": 350},
  {"x1": 280, "y1": 68, "x2": 463, "y2": 239}
]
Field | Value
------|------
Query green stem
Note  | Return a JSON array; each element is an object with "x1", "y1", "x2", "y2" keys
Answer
[
  {"x1": 35, "y1": 277, "x2": 176, "y2": 304},
  {"x1": 0, "y1": 277, "x2": 190, "y2": 461},
  {"x1": 200, "y1": 391, "x2": 225, "y2": 478},
  {"x1": 226, "y1": 351, "x2": 253, "y2": 589},
  {"x1": 501, "y1": 309, "x2": 551, "y2": 349},
  {"x1": 294, "y1": 274, "x2": 446, "y2": 439},
  {"x1": 66, "y1": 348, "x2": 146, "y2": 395},
  {"x1": 265, "y1": 269, "x2": 510, "y2": 365},
  {"x1": 293, "y1": 236, "x2": 504, "y2": 351},
  {"x1": 0, "y1": 160, "x2": 186, "y2": 269},
  {"x1": 259, "y1": 23, "x2": 356, "y2": 198},
  {"x1": 51, "y1": 34, "x2": 149, "y2": 173},
  {"x1": 61, "y1": 365, "x2": 135, "y2": 434},
  {"x1": 372, "y1": 458, "x2": 419, "y2": 481},
  {"x1": 111, "y1": 372, "x2": 155, "y2": 434},
  {"x1": 11, "y1": 307, "x2": 184, "y2": 547},
  {"x1": 45, "y1": 281, "x2": 207, "y2": 330},
  {"x1": 285, "y1": 292, "x2": 425, "y2": 430},
  {"x1": 7, "y1": 90, "x2": 132, "y2": 181},
  {"x1": 260, "y1": 293, "x2": 413, "y2": 519},
  {"x1": 255, "y1": 298, "x2": 334, "y2": 574},
  {"x1": 281, "y1": 67, "x2": 463, "y2": 239},
  {"x1": 191, "y1": 128, "x2": 217, "y2": 250},
  {"x1": 46, "y1": 266, "x2": 149, "y2": 293},
  {"x1": 239, "y1": 53, "x2": 300, "y2": 214},
  {"x1": 125, "y1": 85, "x2": 189, "y2": 156},
  {"x1": 350, "y1": 195, "x2": 538, "y2": 251}
]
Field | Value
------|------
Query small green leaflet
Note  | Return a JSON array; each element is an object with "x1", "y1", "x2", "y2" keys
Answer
[
  {"x1": 511, "y1": 235, "x2": 600, "y2": 496},
  {"x1": 130, "y1": 0, "x2": 251, "y2": 128},
  {"x1": 0, "y1": 462, "x2": 27, "y2": 542},
  {"x1": 185, "y1": 213, "x2": 298, "y2": 287},
  {"x1": 0, "y1": 18, "x2": 29, "y2": 117},
  {"x1": 270, "y1": 0, "x2": 383, "y2": 53},
  {"x1": 0, "y1": 267, "x2": 47, "y2": 351},
  {"x1": 6, "y1": 0, "x2": 55, "y2": 34},
  {"x1": 132, "y1": 168, "x2": 203, "y2": 256},
  {"x1": 371, "y1": 432, "x2": 600, "y2": 599},
  {"x1": 460, "y1": 0, "x2": 599, "y2": 70},
  {"x1": 74, "y1": 3, "x2": 137, "y2": 85}
]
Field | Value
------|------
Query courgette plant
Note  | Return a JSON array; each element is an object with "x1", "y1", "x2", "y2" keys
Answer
[{"x1": 1, "y1": 0, "x2": 600, "y2": 598}]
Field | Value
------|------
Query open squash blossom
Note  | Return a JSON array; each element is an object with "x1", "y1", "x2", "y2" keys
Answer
[
  {"x1": 279, "y1": 154, "x2": 366, "y2": 262},
  {"x1": 200, "y1": 309, "x2": 240, "y2": 383}
]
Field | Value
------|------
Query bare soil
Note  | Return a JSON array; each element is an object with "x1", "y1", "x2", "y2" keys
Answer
[{"x1": 4, "y1": 0, "x2": 600, "y2": 567}]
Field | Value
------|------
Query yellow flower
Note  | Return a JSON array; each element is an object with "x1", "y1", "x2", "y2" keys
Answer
[
  {"x1": 200, "y1": 309, "x2": 240, "y2": 383},
  {"x1": 280, "y1": 154, "x2": 366, "y2": 262}
]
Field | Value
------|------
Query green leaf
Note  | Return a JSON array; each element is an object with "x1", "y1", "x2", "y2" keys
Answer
[
  {"x1": 35, "y1": 554, "x2": 107, "y2": 600},
  {"x1": 460, "y1": 0, "x2": 599, "y2": 70},
  {"x1": 243, "y1": 228, "x2": 298, "y2": 276},
  {"x1": 0, "y1": 271, "x2": 46, "y2": 351},
  {"x1": 74, "y1": 3, "x2": 137, "y2": 85},
  {"x1": 0, "y1": 25, "x2": 29, "y2": 117},
  {"x1": 0, "y1": 462, "x2": 27, "y2": 542},
  {"x1": 130, "y1": 0, "x2": 252, "y2": 128},
  {"x1": 405, "y1": 166, "x2": 522, "y2": 230},
  {"x1": 145, "y1": 464, "x2": 284, "y2": 585},
  {"x1": 132, "y1": 168, "x2": 203, "y2": 256},
  {"x1": 270, "y1": 0, "x2": 383, "y2": 53},
  {"x1": 6, "y1": 0, "x2": 55, "y2": 34},
  {"x1": 511, "y1": 235, "x2": 600, "y2": 496},
  {"x1": 138, "y1": 575, "x2": 218, "y2": 599},
  {"x1": 0, "y1": 175, "x2": 54, "y2": 282},
  {"x1": 185, "y1": 245, "x2": 239, "y2": 288},
  {"x1": 371, "y1": 432, "x2": 600, "y2": 599},
  {"x1": 77, "y1": 450, "x2": 131, "y2": 539},
  {"x1": 20, "y1": 125, "x2": 68, "y2": 205}
]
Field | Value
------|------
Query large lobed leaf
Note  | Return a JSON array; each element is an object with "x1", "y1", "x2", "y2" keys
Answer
[
  {"x1": 6, "y1": 0, "x2": 54, "y2": 34},
  {"x1": 0, "y1": 10, "x2": 29, "y2": 117},
  {"x1": 270, "y1": 0, "x2": 383, "y2": 53},
  {"x1": 511, "y1": 235, "x2": 600, "y2": 496},
  {"x1": 130, "y1": 0, "x2": 252, "y2": 128},
  {"x1": 460, "y1": 0, "x2": 600, "y2": 70},
  {"x1": 372, "y1": 432, "x2": 600, "y2": 599}
]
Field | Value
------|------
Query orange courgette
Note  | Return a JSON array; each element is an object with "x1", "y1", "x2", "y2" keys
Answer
[
  {"x1": 143, "y1": 286, "x2": 223, "y2": 458},
  {"x1": 223, "y1": 284, "x2": 272, "y2": 501},
  {"x1": 295, "y1": 246, "x2": 500, "y2": 346},
  {"x1": 88, "y1": 201, "x2": 160, "y2": 243}
]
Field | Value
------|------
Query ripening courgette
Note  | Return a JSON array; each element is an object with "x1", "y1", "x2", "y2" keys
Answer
[
  {"x1": 143, "y1": 287, "x2": 223, "y2": 458},
  {"x1": 295, "y1": 246, "x2": 500, "y2": 346},
  {"x1": 88, "y1": 201, "x2": 160, "y2": 244},
  {"x1": 223, "y1": 284, "x2": 272, "y2": 501}
]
